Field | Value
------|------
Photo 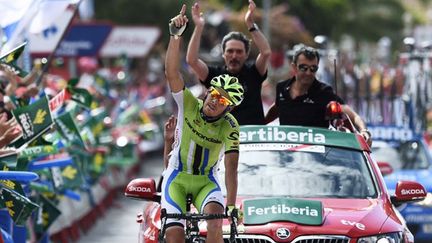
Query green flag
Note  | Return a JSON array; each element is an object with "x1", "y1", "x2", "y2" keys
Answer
[
  {"x1": 33, "y1": 195, "x2": 61, "y2": 233},
  {"x1": 16, "y1": 157, "x2": 30, "y2": 171},
  {"x1": 43, "y1": 156, "x2": 84, "y2": 191},
  {"x1": 106, "y1": 143, "x2": 137, "y2": 167},
  {"x1": 1, "y1": 187, "x2": 39, "y2": 225},
  {"x1": 81, "y1": 107, "x2": 107, "y2": 144},
  {"x1": 30, "y1": 182, "x2": 55, "y2": 194},
  {"x1": 60, "y1": 162, "x2": 84, "y2": 190},
  {"x1": 19, "y1": 145, "x2": 58, "y2": 159},
  {"x1": 28, "y1": 135, "x2": 54, "y2": 147},
  {"x1": 40, "y1": 156, "x2": 74, "y2": 191},
  {"x1": 55, "y1": 112, "x2": 86, "y2": 148},
  {"x1": 67, "y1": 148, "x2": 91, "y2": 179},
  {"x1": 11, "y1": 96, "x2": 54, "y2": 148},
  {"x1": 0, "y1": 151, "x2": 18, "y2": 168},
  {"x1": 0, "y1": 162, "x2": 25, "y2": 196},
  {"x1": 89, "y1": 151, "x2": 106, "y2": 176},
  {"x1": 66, "y1": 78, "x2": 92, "y2": 107},
  {"x1": 67, "y1": 87, "x2": 92, "y2": 108},
  {"x1": 0, "y1": 42, "x2": 28, "y2": 78}
]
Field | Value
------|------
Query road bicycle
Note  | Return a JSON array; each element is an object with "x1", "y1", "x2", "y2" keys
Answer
[{"x1": 158, "y1": 193, "x2": 238, "y2": 243}]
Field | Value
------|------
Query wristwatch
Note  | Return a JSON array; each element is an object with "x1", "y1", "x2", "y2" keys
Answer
[
  {"x1": 248, "y1": 23, "x2": 259, "y2": 32},
  {"x1": 360, "y1": 129, "x2": 371, "y2": 137}
]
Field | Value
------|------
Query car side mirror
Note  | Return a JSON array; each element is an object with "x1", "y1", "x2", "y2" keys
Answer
[
  {"x1": 377, "y1": 161, "x2": 393, "y2": 176},
  {"x1": 124, "y1": 178, "x2": 160, "y2": 202},
  {"x1": 391, "y1": 180, "x2": 427, "y2": 206}
]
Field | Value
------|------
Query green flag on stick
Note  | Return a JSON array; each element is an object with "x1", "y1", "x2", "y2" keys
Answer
[
  {"x1": 0, "y1": 162, "x2": 25, "y2": 196},
  {"x1": 11, "y1": 96, "x2": 54, "y2": 148},
  {"x1": 0, "y1": 42, "x2": 28, "y2": 78},
  {"x1": 19, "y1": 145, "x2": 59, "y2": 159},
  {"x1": 55, "y1": 112, "x2": 86, "y2": 148},
  {"x1": 1, "y1": 187, "x2": 39, "y2": 225},
  {"x1": 66, "y1": 78, "x2": 93, "y2": 108},
  {"x1": 33, "y1": 195, "x2": 61, "y2": 233},
  {"x1": 60, "y1": 162, "x2": 83, "y2": 190},
  {"x1": 0, "y1": 151, "x2": 18, "y2": 168}
]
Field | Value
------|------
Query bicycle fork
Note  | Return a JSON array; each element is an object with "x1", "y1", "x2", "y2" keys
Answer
[{"x1": 159, "y1": 208, "x2": 167, "y2": 242}]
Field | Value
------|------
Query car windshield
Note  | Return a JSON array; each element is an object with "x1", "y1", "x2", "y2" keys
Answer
[
  {"x1": 372, "y1": 141, "x2": 430, "y2": 170},
  {"x1": 221, "y1": 144, "x2": 377, "y2": 199}
]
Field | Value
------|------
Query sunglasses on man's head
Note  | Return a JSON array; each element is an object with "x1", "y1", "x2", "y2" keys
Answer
[
  {"x1": 209, "y1": 87, "x2": 232, "y2": 106},
  {"x1": 297, "y1": 64, "x2": 318, "y2": 73}
]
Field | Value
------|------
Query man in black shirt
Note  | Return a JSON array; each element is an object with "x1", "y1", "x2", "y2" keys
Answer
[
  {"x1": 265, "y1": 45, "x2": 372, "y2": 146},
  {"x1": 186, "y1": 0, "x2": 271, "y2": 125}
]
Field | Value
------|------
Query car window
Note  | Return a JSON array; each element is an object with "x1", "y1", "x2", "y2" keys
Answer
[
  {"x1": 371, "y1": 142, "x2": 402, "y2": 170},
  {"x1": 220, "y1": 145, "x2": 377, "y2": 199},
  {"x1": 399, "y1": 141, "x2": 430, "y2": 169},
  {"x1": 372, "y1": 141, "x2": 430, "y2": 170}
]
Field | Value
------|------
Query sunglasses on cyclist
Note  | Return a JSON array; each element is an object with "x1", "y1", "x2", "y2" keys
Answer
[
  {"x1": 209, "y1": 87, "x2": 233, "y2": 106},
  {"x1": 297, "y1": 64, "x2": 318, "y2": 73}
]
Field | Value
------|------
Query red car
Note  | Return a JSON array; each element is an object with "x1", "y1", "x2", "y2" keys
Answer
[{"x1": 126, "y1": 125, "x2": 426, "y2": 243}]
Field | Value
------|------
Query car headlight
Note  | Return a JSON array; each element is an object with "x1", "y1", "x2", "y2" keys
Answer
[
  {"x1": 358, "y1": 232, "x2": 403, "y2": 243},
  {"x1": 415, "y1": 192, "x2": 432, "y2": 207}
]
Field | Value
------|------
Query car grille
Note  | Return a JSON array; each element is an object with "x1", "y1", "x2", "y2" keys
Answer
[
  {"x1": 291, "y1": 236, "x2": 350, "y2": 243},
  {"x1": 223, "y1": 235, "x2": 275, "y2": 243},
  {"x1": 223, "y1": 235, "x2": 350, "y2": 243}
]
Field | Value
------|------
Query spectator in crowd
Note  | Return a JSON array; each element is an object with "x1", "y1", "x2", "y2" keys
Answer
[
  {"x1": 0, "y1": 64, "x2": 38, "y2": 151},
  {"x1": 0, "y1": 112, "x2": 21, "y2": 149},
  {"x1": 163, "y1": 115, "x2": 177, "y2": 169},
  {"x1": 186, "y1": 0, "x2": 271, "y2": 125},
  {"x1": 265, "y1": 45, "x2": 372, "y2": 146}
]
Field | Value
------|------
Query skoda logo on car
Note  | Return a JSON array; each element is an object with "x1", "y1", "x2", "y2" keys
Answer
[
  {"x1": 401, "y1": 189, "x2": 425, "y2": 195},
  {"x1": 276, "y1": 228, "x2": 290, "y2": 240},
  {"x1": 128, "y1": 186, "x2": 151, "y2": 192}
]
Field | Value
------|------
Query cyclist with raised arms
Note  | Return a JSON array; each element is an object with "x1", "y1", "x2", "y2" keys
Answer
[{"x1": 163, "y1": 5, "x2": 244, "y2": 243}]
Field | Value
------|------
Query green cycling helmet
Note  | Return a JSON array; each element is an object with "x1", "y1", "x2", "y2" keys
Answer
[{"x1": 210, "y1": 74, "x2": 244, "y2": 106}]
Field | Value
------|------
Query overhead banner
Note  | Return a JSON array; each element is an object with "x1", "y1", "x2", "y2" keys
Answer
[
  {"x1": 55, "y1": 23, "x2": 112, "y2": 57},
  {"x1": 29, "y1": 6, "x2": 76, "y2": 55},
  {"x1": 30, "y1": 22, "x2": 112, "y2": 56},
  {"x1": 99, "y1": 26, "x2": 160, "y2": 57}
]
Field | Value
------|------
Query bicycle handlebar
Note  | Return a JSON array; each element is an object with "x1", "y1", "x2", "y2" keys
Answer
[
  {"x1": 161, "y1": 211, "x2": 227, "y2": 220},
  {"x1": 159, "y1": 208, "x2": 239, "y2": 243}
]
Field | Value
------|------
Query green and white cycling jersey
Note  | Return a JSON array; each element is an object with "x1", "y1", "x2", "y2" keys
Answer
[
  {"x1": 168, "y1": 88, "x2": 240, "y2": 175},
  {"x1": 161, "y1": 88, "x2": 239, "y2": 222}
]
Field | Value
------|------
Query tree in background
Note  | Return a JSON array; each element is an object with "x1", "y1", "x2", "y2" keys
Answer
[{"x1": 93, "y1": 0, "x2": 432, "y2": 64}]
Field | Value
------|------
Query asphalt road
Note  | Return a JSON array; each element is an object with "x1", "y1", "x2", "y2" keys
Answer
[{"x1": 77, "y1": 153, "x2": 163, "y2": 243}]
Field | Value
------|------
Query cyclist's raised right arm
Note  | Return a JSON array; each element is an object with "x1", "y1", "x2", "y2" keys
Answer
[
  {"x1": 186, "y1": 2, "x2": 209, "y2": 82},
  {"x1": 165, "y1": 5, "x2": 188, "y2": 93}
]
